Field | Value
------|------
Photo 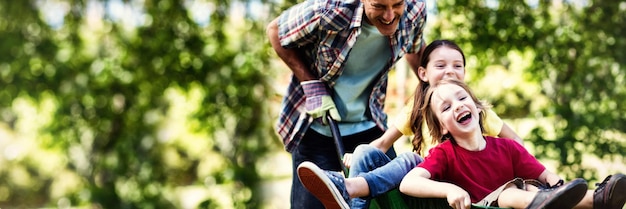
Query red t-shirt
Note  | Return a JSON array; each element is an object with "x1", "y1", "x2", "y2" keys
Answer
[{"x1": 417, "y1": 136, "x2": 545, "y2": 202}]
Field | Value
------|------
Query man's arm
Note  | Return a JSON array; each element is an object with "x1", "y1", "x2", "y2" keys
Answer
[
  {"x1": 266, "y1": 18, "x2": 316, "y2": 82},
  {"x1": 267, "y1": 17, "x2": 341, "y2": 122}
]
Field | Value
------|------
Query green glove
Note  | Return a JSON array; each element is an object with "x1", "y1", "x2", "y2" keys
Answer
[{"x1": 301, "y1": 80, "x2": 341, "y2": 125}]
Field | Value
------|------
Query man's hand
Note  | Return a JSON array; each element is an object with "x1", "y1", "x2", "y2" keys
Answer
[{"x1": 301, "y1": 80, "x2": 341, "y2": 125}]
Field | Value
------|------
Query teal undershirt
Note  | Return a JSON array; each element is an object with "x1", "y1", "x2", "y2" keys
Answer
[{"x1": 311, "y1": 22, "x2": 391, "y2": 137}]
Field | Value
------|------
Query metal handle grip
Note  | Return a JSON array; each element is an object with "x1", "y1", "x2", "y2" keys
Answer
[{"x1": 327, "y1": 114, "x2": 349, "y2": 176}]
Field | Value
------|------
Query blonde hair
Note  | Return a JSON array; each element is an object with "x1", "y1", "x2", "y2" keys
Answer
[{"x1": 409, "y1": 40, "x2": 466, "y2": 154}]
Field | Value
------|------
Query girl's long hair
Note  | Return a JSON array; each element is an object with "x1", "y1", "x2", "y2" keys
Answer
[
  {"x1": 409, "y1": 40, "x2": 466, "y2": 154},
  {"x1": 421, "y1": 79, "x2": 489, "y2": 144}
]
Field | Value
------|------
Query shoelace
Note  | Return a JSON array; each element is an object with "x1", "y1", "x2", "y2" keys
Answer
[
  {"x1": 542, "y1": 179, "x2": 564, "y2": 190},
  {"x1": 596, "y1": 175, "x2": 612, "y2": 188},
  {"x1": 594, "y1": 175, "x2": 613, "y2": 194}
]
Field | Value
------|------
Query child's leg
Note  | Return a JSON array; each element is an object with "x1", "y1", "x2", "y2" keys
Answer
[
  {"x1": 505, "y1": 178, "x2": 588, "y2": 209},
  {"x1": 345, "y1": 176, "x2": 369, "y2": 197},
  {"x1": 347, "y1": 144, "x2": 393, "y2": 199},
  {"x1": 308, "y1": 144, "x2": 394, "y2": 209},
  {"x1": 348, "y1": 145, "x2": 423, "y2": 208},
  {"x1": 299, "y1": 144, "x2": 421, "y2": 209},
  {"x1": 352, "y1": 151, "x2": 423, "y2": 197},
  {"x1": 498, "y1": 187, "x2": 536, "y2": 208},
  {"x1": 348, "y1": 145, "x2": 393, "y2": 178}
]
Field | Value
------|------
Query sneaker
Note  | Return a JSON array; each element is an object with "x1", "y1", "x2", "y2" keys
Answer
[
  {"x1": 594, "y1": 173, "x2": 626, "y2": 209},
  {"x1": 297, "y1": 161, "x2": 350, "y2": 209},
  {"x1": 525, "y1": 178, "x2": 588, "y2": 209}
]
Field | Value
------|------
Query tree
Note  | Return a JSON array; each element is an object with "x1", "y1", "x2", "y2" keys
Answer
[{"x1": 0, "y1": 0, "x2": 277, "y2": 208}]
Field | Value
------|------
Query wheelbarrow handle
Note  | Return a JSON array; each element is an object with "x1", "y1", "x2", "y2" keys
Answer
[{"x1": 327, "y1": 114, "x2": 349, "y2": 176}]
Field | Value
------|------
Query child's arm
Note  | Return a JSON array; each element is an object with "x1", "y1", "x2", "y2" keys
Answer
[
  {"x1": 499, "y1": 123, "x2": 523, "y2": 145},
  {"x1": 536, "y1": 169, "x2": 563, "y2": 186},
  {"x1": 483, "y1": 109, "x2": 523, "y2": 145},
  {"x1": 369, "y1": 125, "x2": 403, "y2": 152},
  {"x1": 400, "y1": 167, "x2": 472, "y2": 209}
]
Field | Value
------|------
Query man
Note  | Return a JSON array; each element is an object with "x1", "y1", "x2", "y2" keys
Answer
[{"x1": 267, "y1": 0, "x2": 427, "y2": 208}]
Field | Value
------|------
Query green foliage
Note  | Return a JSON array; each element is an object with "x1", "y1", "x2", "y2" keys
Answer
[
  {"x1": 433, "y1": 0, "x2": 626, "y2": 179},
  {"x1": 0, "y1": 0, "x2": 277, "y2": 208},
  {"x1": 2, "y1": 0, "x2": 625, "y2": 208}
]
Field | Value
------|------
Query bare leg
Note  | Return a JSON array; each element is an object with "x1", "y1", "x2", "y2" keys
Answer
[
  {"x1": 345, "y1": 177, "x2": 370, "y2": 198},
  {"x1": 572, "y1": 190, "x2": 594, "y2": 209},
  {"x1": 498, "y1": 187, "x2": 537, "y2": 209}
]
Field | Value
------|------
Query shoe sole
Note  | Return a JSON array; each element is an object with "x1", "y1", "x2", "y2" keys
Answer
[
  {"x1": 604, "y1": 173, "x2": 626, "y2": 209},
  {"x1": 542, "y1": 178, "x2": 588, "y2": 209},
  {"x1": 297, "y1": 162, "x2": 349, "y2": 209}
]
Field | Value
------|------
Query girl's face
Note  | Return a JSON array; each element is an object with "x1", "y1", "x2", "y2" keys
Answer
[
  {"x1": 362, "y1": 0, "x2": 406, "y2": 36},
  {"x1": 418, "y1": 46, "x2": 465, "y2": 84},
  {"x1": 430, "y1": 83, "x2": 481, "y2": 137}
]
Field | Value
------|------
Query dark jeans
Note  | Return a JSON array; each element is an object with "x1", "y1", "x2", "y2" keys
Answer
[{"x1": 290, "y1": 127, "x2": 396, "y2": 209}]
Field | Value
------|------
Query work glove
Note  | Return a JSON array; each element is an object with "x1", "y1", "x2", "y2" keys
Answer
[{"x1": 301, "y1": 80, "x2": 341, "y2": 125}]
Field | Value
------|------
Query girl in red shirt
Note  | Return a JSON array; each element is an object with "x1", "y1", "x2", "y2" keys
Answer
[{"x1": 399, "y1": 79, "x2": 626, "y2": 209}]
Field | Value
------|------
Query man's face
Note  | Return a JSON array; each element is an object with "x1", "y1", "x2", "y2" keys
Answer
[{"x1": 362, "y1": 0, "x2": 406, "y2": 36}]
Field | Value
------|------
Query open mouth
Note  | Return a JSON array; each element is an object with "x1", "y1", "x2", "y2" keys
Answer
[
  {"x1": 457, "y1": 112, "x2": 472, "y2": 123},
  {"x1": 379, "y1": 18, "x2": 395, "y2": 25}
]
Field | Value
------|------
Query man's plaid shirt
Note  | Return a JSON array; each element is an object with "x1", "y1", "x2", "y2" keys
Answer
[{"x1": 275, "y1": 0, "x2": 427, "y2": 152}]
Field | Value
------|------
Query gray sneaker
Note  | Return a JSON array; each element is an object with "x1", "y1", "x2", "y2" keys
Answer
[
  {"x1": 297, "y1": 161, "x2": 350, "y2": 209},
  {"x1": 525, "y1": 178, "x2": 588, "y2": 209}
]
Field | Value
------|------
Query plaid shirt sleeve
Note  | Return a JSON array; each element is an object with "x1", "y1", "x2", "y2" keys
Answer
[
  {"x1": 405, "y1": 0, "x2": 427, "y2": 54},
  {"x1": 277, "y1": 0, "x2": 320, "y2": 48}
]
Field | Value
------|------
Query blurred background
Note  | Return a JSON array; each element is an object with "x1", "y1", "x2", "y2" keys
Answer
[{"x1": 0, "y1": 0, "x2": 625, "y2": 208}]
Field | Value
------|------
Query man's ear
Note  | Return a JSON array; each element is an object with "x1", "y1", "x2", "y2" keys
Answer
[{"x1": 418, "y1": 66, "x2": 428, "y2": 82}]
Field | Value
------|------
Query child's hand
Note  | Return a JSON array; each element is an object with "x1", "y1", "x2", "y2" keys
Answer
[
  {"x1": 446, "y1": 188, "x2": 471, "y2": 209},
  {"x1": 342, "y1": 153, "x2": 352, "y2": 168}
]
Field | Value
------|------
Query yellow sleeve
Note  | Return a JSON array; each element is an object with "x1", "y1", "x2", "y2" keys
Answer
[
  {"x1": 482, "y1": 109, "x2": 504, "y2": 137},
  {"x1": 393, "y1": 99, "x2": 415, "y2": 136}
]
